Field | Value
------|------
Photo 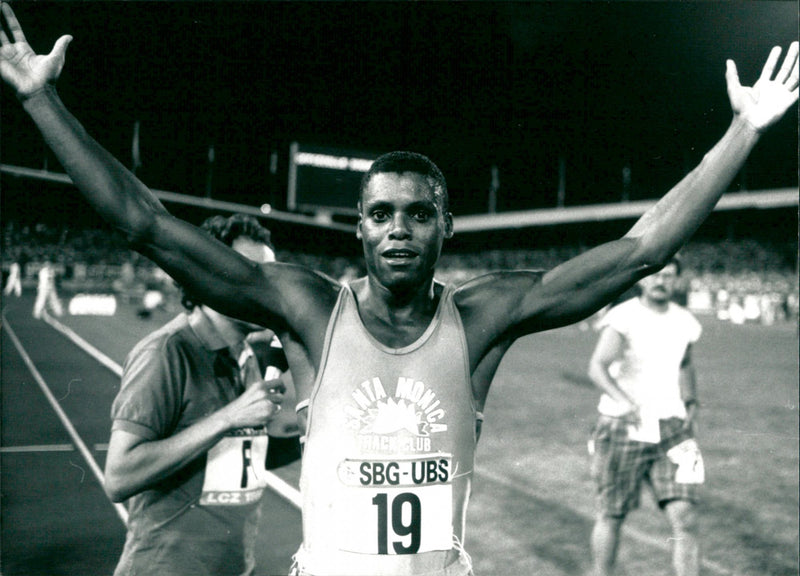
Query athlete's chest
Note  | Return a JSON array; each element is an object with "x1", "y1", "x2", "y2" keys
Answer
[
  {"x1": 312, "y1": 327, "x2": 472, "y2": 460},
  {"x1": 359, "y1": 310, "x2": 436, "y2": 350}
]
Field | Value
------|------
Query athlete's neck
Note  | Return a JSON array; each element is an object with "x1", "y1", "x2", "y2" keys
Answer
[
  {"x1": 363, "y1": 275, "x2": 437, "y2": 310},
  {"x1": 353, "y1": 277, "x2": 442, "y2": 347}
]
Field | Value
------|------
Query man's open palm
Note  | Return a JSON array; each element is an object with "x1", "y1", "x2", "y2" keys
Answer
[
  {"x1": 726, "y1": 41, "x2": 799, "y2": 132},
  {"x1": 0, "y1": 3, "x2": 71, "y2": 98}
]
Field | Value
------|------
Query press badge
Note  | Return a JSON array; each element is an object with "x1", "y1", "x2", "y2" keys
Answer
[{"x1": 200, "y1": 432, "x2": 270, "y2": 506}]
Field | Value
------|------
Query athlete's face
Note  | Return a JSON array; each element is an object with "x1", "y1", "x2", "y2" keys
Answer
[
  {"x1": 639, "y1": 262, "x2": 679, "y2": 306},
  {"x1": 357, "y1": 172, "x2": 453, "y2": 292}
]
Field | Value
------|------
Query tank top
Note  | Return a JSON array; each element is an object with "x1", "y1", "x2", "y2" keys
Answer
[{"x1": 298, "y1": 283, "x2": 477, "y2": 576}]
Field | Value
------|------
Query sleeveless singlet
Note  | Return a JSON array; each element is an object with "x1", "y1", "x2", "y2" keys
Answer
[{"x1": 298, "y1": 283, "x2": 477, "y2": 576}]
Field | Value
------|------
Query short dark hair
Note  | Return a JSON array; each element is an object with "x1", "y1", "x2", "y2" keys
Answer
[
  {"x1": 181, "y1": 214, "x2": 273, "y2": 310},
  {"x1": 359, "y1": 151, "x2": 449, "y2": 213},
  {"x1": 199, "y1": 213, "x2": 273, "y2": 250}
]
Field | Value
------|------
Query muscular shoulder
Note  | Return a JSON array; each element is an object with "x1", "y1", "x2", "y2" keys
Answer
[
  {"x1": 453, "y1": 270, "x2": 546, "y2": 307},
  {"x1": 452, "y1": 269, "x2": 547, "y2": 346},
  {"x1": 263, "y1": 263, "x2": 340, "y2": 313}
]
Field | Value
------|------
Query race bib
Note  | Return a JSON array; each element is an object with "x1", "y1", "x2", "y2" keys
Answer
[
  {"x1": 666, "y1": 439, "x2": 705, "y2": 484},
  {"x1": 200, "y1": 434, "x2": 270, "y2": 506},
  {"x1": 336, "y1": 456, "x2": 453, "y2": 555}
]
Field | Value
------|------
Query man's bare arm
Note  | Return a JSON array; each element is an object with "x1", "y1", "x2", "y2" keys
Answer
[
  {"x1": 587, "y1": 327, "x2": 640, "y2": 426},
  {"x1": 679, "y1": 345, "x2": 699, "y2": 431},
  {"x1": 104, "y1": 379, "x2": 284, "y2": 502},
  {"x1": 539, "y1": 44, "x2": 798, "y2": 320},
  {"x1": 460, "y1": 42, "x2": 798, "y2": 344},
  {"x1": 0, "y1": 4, "x2": 336, "y2": 332}
]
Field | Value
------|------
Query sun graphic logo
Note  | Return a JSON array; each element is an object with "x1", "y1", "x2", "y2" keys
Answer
[{"x1": 361, "y1": 398, "x2": 428, "y2": 436}]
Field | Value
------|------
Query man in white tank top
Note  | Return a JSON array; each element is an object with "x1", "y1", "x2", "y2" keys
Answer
[
  {"x1": 588, "y1": 258, "x2": 704, "y2": 576},
  {"x1": 2, "y1": 8, "x2": 797, "y2": 573}
]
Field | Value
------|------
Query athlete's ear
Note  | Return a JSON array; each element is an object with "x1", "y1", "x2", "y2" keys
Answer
[{"x1": 443, "y1": 211, "x2": 454, "y2": 239}]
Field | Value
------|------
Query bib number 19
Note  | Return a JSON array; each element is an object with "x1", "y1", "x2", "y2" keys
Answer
[{"x1": 372, "y1": 492, "x2": 421, "y2": 554}]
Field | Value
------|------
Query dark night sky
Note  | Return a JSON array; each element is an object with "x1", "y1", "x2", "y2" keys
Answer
[{"x1": 1, "y1": 1, "x2": 798, "y2": 227}]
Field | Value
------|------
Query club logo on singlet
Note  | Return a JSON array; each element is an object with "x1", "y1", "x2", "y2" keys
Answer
[
  {"x1": 336, "y1": 375, "x2": 456, "y2": 555},
  {"x1": 344, "y1": 376, "x2": 447, "y2": 454}
]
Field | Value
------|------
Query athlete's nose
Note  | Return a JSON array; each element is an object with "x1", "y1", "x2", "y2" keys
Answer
[{"x1": 388, "y1": 213, "x2": 411, "y2": 239}]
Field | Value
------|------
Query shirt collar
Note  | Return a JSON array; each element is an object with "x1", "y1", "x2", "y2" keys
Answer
[{"x1": 187, "y1": 307, "x2": 230, "y2": 352}]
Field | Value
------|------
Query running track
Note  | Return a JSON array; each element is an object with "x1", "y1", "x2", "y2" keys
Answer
[
  {"x1": 1, "y1": 293, "x2": 302, "y2": 576},
  {"x1": 3, "y1": 291, "x2": 776, "y2": 575}
]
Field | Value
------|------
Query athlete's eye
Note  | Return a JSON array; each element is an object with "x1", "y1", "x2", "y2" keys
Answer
[
  {"x1": 413, "y1": 210, "x2": 430, "y2": 222},
  {"x1": 371, "y1": 210, "x2": 389, "y2": 222}
]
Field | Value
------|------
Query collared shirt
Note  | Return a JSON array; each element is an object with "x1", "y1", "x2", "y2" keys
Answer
[{"x1": 110, "y1": 308, "x2": 266, "y2": 576}]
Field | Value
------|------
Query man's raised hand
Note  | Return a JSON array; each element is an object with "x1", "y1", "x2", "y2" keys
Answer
[
  {"x1": 0, "y1": 3, "x2": 72, "y2": 99},
  {"x1": 726, "y1": 41, "x2": 799, "y2": 132}
]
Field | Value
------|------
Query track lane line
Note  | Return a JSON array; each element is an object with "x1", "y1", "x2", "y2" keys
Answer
[
  {"x1": 2, "y1": 314, "x2": 130, "y2": 524},
  {"x1": 0, "y1": 444, "x2": 75, "y2": 453},
  {"x1": 41, "y1": 311, "x2": 123, "y2": 377}
]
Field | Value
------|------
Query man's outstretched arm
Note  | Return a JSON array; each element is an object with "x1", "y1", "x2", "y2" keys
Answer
[
  {"x1": 503, "y1": 42, "x2": 798, "y2": 333},
  {"x1": 0, "y1": 4, "x2": 332, "y2": 328}
]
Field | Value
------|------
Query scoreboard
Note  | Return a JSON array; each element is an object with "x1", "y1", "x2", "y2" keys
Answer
[{"x1": 287, "y1": 142, "x2": 380, "y2": 216}]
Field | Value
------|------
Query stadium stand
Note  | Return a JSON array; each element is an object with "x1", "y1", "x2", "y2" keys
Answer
[{"x1": 3, "y1": 220, "x2": 796, "y2": 325}]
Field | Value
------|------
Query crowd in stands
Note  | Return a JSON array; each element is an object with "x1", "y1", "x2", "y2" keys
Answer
[
  {"x1": 2, "y1": 220, "x2": 132, "y2": 285},
  {"x1": 435, "y1": 242, "x2": 798, "y2": 326},
  {"x1": 3, "y1": 221, "x2": 797, "y2": 325}
]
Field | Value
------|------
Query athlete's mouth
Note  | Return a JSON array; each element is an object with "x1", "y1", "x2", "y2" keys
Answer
[{"x1": 382, "y1": 248, "x2": 418, "y2": 262}]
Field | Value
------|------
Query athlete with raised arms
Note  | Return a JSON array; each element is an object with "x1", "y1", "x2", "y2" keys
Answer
[{"x1": 1, "y1": 5, "x2": 797, "y2": 574}]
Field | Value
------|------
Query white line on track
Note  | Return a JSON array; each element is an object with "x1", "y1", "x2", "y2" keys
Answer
[
  {"x1": 2, "y1": 314, "x2": 130, "y2": 524},
  {"x1": 41, "y1": 312, "x2": 123, "y2": 377},
  {"x1": 39, "y1": 311, "x2": 303, "y2": 512},
  {"x1": 0, "y1": 444, "x2": 75, "y2": 453},
  {"x1": 0, "y1": 444, "x2": 114, "y2": 453}
]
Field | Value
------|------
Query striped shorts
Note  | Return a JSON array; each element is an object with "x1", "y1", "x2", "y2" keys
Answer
[{"x1": 589, "y1": 415, "x2": 704, "y2": 517}]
